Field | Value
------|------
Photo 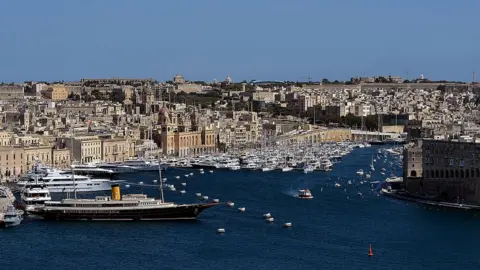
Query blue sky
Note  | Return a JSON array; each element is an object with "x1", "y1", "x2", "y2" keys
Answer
[{"x1": 0, "y1": 0, "x2": 478, "y2": 82}]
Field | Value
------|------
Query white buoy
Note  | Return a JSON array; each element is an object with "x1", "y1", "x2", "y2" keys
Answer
[
  {"x1": 184, "y1": 174, "x2": 189, "y2": 178},
  {"x1": 189, "y1": 172, "x2": 193, "y2": 176},
  {"x1": 180, "y1": 190, "x2": 186, "y2": 194},
  {"x1": 139, "y1": 181, "x2": 144, "y2": 185},
  {"x1": 238, "y1": 207, "x2": 246, "y2": 212},
  {"x1": 283, "y1": 222, "x2": 292, "y2": 228},
  {"x1": 203, "y1": 196, "x2": 209, "y2": 200},
  {"x1": 263, "y1": 213, "x2": 272, "y2": 218},
  {"x1": 266, "y1": 217, "x2": 274, "y2": 223},
  {"x1": 213, "y1": 199, "x2": 219, "y2": 203},
  {"x1": 125, "y1": 184, "x2": 130, "y2": 188},
  {"x1": 209, "y1": 170, "x2": 213, "y2": 173},
  {"x1": 181, "y1": 183, "x2": 187, "y2": 186},
  {"x1": 196, "y1": 193, "x2": 202, "y2": 197},
  {"x1": 216, "y1": 228, "x2": 225, "y2": 234},
  {"x1": 175, "y1": 176, "x2": 180, "y2": 179},
  {"x1": 227, "y1": 201, "x2": 234, "y2": 207}
]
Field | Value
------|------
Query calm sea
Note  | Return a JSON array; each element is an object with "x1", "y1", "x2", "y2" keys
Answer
[{"x1": 2, "y1": 146, "x2": 479, "y2": 270}]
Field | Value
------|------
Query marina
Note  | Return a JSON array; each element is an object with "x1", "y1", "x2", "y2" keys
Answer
[{"x1": 2, "y1": 145, "x2": 480, "y2": 269}]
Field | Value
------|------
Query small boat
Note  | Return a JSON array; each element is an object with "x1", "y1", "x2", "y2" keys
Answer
[
  {"x1": 281, "y1": 167, "x2": 294, "y2": 172},
  {"x1": 356, "y1": 169, "x2": 364, "y2": 176},
  {"x1": 196, "y1": 193, "x2": 202, "y2": 197},
  {"x1": 180, "y1": 190, "x2": 186, "y2": 194},
  {"x1": 152, "y1": 180, "x2": 158, "y2": 183},
  {"x1": 263, "y1": 213, "x2": 272, "y2": 218},
  {"x1": 298, "y1": 189, "x2": 313, "y2": 199},
  {"x1": 184, "y1": 174, "x2": 189, "y2": 178},
  {"x1": 209, "y1": 170, "x2": 213, "y2": 173},
  {"x1": 238, "y1": 207, "x2": 246, "y2": 212},
  {"x1": 266, "y1": 217, "x2": 274, "y2": 223},
  {"x1": 335, "y1": 183, "x2": 341, "y2": 188},
  {"x1": 212, "y1": 199, "x2": 219, "y2": 203},
  {"x1": 189, "y1": 173, "x2": 193, "y2": 176},
  {"x1": 175, "y1": 176, "x2": 180, "y2": 179},
  {"x1": 226, "y1": 201, "x2": 234, "y2": 207},
  {"x1": 202, "y1": 196, "x2": 209, "y2": 200},
  {"x1": 217, "y1": 228, "x2": 225, "y2": 234},
  {"x1": 3, "y1": 205, "x2": 23, "y2": 228},
  {"x1": 181, "y1": 183, "x2": 187, "y2": 186},
  {"x1": 139, "y1": 181, "x2": 144, "y2": 185},
  {"x1": 283, "y1": 222, "x2": 292, "y2": 228},
  {"x1": 125, "y1": 184, "x2": 130, "y2": 188}
]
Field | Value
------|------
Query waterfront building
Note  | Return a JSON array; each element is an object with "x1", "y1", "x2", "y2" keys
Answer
[{"x1": 405, "y1": 139, "x2": 480, "y2": 204}]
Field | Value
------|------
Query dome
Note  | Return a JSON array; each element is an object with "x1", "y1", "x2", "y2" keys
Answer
[{"x1": 159, "y1": 105, "x2": 169, "y2": 116}]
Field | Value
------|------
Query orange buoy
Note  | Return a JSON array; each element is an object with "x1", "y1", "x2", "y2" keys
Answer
[{"x1": 368, "y1": 245, "x2": 374, "y2": 256}]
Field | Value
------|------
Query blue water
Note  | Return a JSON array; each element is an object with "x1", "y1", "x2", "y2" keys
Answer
[{"x1": 2, "y1": 147, "x2": 480, "y2": 269}]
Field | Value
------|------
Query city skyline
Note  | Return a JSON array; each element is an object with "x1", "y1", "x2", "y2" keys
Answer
[{"x1": 0, "y1": 0, "x2": 478, "y2": 82}]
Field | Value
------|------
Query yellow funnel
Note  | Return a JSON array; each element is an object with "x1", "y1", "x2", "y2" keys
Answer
[{"x1": 111, "y1": 184, "x2": 121, "y2": 200}]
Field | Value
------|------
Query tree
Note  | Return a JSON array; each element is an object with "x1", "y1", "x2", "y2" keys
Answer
[{"x1": 322, "y1": 78, "x2": 331, "y2": 84}]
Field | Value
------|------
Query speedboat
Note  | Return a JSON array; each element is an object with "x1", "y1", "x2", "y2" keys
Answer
[
  {"x1": 298, "y1": 189, "x2": 313, "y2": 199},
  {"x1": 356, "y1": 169, "x2": 364, "y2": 176}
]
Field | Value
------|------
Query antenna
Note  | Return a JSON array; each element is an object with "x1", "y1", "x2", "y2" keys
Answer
[{"x1": 474, "y1": 71, "x2": 476, "y2": 83}]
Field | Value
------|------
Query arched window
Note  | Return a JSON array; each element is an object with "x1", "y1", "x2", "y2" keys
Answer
[
  {"x1": 455, "y1": 170, "x2": 459, "y2": 178},
  {"x1": 461, "y1": 170, "x2": 465, "y2": 178},
  {"x1": 440, "y1": 170, "x2": 444, "y2": 178},
  {"x1": 450, "y1": 170, "x2": 454, "y2": 178},
  {"x1": 411, "y1": 170, "x2": 417, "y2": 177},
  {"x1": 466, "y1": 170, "x2": 470, "y2": 178}
]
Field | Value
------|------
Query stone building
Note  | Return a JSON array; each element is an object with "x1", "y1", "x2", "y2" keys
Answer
[
  {"x1": 156, "y1": 106, "x2": 216, "y2": 157},
  {"x1": 45, "y1": 84, "x2": 69, "y2": 100},
  {"x1": 0, "y1": 85, "x2": 24, "y2": 100},
  {"x1": 416, "y1": 139, "x2": 480, "y2": 204},
  {"x1": 101, "y1": 138, "x2": 133, "y2": 163},
  {"x1": 403, "y1": 141, "x2": 423, "y2": 194}
]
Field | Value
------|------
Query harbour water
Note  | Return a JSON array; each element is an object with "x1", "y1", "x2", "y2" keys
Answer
[{"x1": 2, "y1": 146, "x2": 480, "y2": 269}]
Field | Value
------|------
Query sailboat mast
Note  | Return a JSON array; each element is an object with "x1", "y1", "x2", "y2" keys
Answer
[
  {"x1": 71, "y1": 127, "x2": 77, "y2": 199},
  {"x1": 157, "y1": 153, "x2": 165, "y2": 203}
]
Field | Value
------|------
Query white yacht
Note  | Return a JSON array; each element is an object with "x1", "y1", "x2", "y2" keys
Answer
[
  {"x1": 2, "y1": 205, "x2": 23, "y2": 227},
  {"x1": 20, "y1": 180, "x2": 52, "y2": 212},
  {"x1": 121, "y1": 158, "x2": 167, "y2": 171},
  {"x1": 97, "y1": 163, "x2": 136, "y2": 173},
  {"x1": 356, "y1": 169, "x2": 364, "y2": 176},
  {"x1": 0, "y1": 186, "x2": 16, "y2": 214},
  {"x1": 17, "y1": 169, "x2": 115, "y2": 193},
  {"x1": 69, "y1": 163, "x2": 117, "y2": 178}
]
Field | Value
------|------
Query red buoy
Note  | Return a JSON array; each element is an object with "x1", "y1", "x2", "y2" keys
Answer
[{"x1": 368, "y1": 245, "x2": 374, "y2": 256}]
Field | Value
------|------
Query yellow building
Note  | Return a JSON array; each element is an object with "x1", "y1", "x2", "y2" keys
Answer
[
  {"x1": 0, "y1": 146, "x2": 61, "y2": 179},
  {"x1": 157, "y1": 106, "x2": 216, "y2": 157},
  {"x1": 101, "y1": 138, "x2": 133, "y2": 163},
  {"x1": 52, "y1": 148, "x2": 71, "y2": 169},
  {"x1": 65, "y1": 135, "x2": 102, "y2": 163},
  {"x1": 45, "y1": 84, "x2": 69, "y2": 100}
]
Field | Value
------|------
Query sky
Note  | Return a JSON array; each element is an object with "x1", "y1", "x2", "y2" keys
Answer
[{"x1": 0, "y1": 0, "x2": 478, "y2": 83}]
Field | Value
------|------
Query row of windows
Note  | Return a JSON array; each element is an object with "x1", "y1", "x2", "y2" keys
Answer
[{"x1": 424, "y1": 168, "x2": 480, "y2": 179}]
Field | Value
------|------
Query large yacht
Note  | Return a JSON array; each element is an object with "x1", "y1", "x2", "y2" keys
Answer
[
  {"x1": 122, "y1": 158, "x2": 167, "y2": 171},
  {"x1": 30, "y1": 159, "x2": 219, "y2": 221},
  {"x1": 20, "y1": 180, "x2": 52, "y2": 212},
  {"x1": 17, "y1": 169, "x2": 115, "y2": 193}
]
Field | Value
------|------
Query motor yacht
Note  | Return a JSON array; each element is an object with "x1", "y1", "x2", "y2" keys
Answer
[
  {"x1": 298, "y1": 189, "x2": 313, "y2": 199},
  {"x1": 17, "y1": 169, "x2": 115, "y2": 193}
]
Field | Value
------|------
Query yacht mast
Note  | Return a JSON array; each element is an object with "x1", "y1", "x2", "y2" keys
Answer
[
  {"x1": 157, "y1": 153, "x2": 165, "y2": 203},
  {"x1": 71, "y1": 126, "x2": 77, "y2": 199}
]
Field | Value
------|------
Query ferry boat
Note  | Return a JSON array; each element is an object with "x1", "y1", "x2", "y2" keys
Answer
[
  {"x1": 17, "y1": 169, "x2": 115, "y2": 193},
  {"x1": 20, "y1": 181, "x2": 52, "y2": 212},
  {"x1": 298, "y1": 189, "x2": 313, "y2": 199}
]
